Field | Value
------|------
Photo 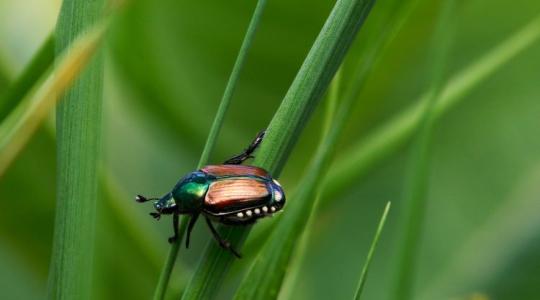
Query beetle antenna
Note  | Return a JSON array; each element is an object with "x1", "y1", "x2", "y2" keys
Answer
[{"x1": 136, "y1": 195, "x2": 158, "y2": 203}]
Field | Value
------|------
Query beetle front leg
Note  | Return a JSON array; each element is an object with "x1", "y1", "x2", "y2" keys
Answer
[
  {"x1": 223, "y1": 129, "x2": 266, "y2": 165},
  {"x1": 204, "y1": 217, "x2": 242, "y2": 258},
  {"x1": 168, "y1": 213, "x2": 179, "y2": 243},
  {"x1": 185, "y1": 213, "x2": 199, "y2": 248}
]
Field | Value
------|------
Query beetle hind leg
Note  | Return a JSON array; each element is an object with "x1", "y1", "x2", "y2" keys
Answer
[
  {"x1": 223, "y1": 129, "x2": 266, "y2": 165},
  {"x1": 204, "y1": 217, "x2": 242, "y2": 258}
]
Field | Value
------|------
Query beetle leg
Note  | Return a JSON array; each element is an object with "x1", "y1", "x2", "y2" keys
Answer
[
  {"x1": 168, "y1": 214, "x2": 179, "y2": 243},
  {"x1": 204, "y1": 217, "x2": 242, "y2": 258},
  {"x1": 185, "y1": 213, "x2": 199, "y2": 248},
  {"x1": 223, "y1": 129, "x2": 266, "y2": 165}
]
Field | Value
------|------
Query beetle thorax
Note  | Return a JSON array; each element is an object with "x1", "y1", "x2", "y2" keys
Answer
[{"x1": 171, "y1": 171, "x2": 210, "y2": 213}]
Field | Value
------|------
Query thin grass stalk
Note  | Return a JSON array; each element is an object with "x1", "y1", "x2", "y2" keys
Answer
[
  {"x1": 152, "y1": 1, "x2": 268, "y2": 299},
  {"x1": 47, "y1": 0, "x2": 105, "y2": 298},
  {"x1": 233, "y1": 18, "x2": 379, "y2": 296},
  {"x1": 354, "y1": 201, "x2": 391, "y2": 300},
  {"x1": 198, "y1": 0, "x2": 267, "y2": 166},
  {"x1": 391, "y1": 2, "x2": 456, "y2": 299},
  {"x1": 321, "y1": 14, "x2": 540, "y2": 206},
  {"x1": 241, "y1": 0, "x2": 420, "y2": 253},
  {"x1": 277, "y1": 71, "x2": 342, "y2": 299},
  {"x1": 180, "y1": 1, "x2": 377, "y2": 299},
  {"x1": 0, "y1": 34, "x2": 54, "y2": 121}
]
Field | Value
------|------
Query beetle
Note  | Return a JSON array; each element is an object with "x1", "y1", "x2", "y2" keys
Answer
[{"x1": 135, "y1": 130, "x2": 285, "y2": 258}]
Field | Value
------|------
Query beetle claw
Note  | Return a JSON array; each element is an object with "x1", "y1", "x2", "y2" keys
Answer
[
  {"x1": 150, "y1": 212, "x2": 161, "y2": 220},
  {"x1": 168, "y1": 236, "x2": 177, "y2": 243}
]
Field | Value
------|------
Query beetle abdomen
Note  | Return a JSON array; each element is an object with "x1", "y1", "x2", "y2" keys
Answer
[
  {"x1": 202, "y1": 165, "x2": 269, "y2": 178},
  {"x1": 205, "y1": 178, "x2": 270, "y2": 212}
]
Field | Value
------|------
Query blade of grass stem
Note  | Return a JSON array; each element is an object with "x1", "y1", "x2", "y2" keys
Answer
[
  {"x1": 391, "y1": 2, "x2": 455, "y2": 299},
  {"x1": 0, "y1": 23, "x2": 107, "y2": 178},
  {"x1": 354, "y1": 201, "x2": 391, "y2": 300},
  {"x1": 322, "y1": 14, "x2": 540, "y2": 205},
  {"x1": 47, "y1": 0, "x2": 105, "y2": 297},
  {"x1": 323, "y1": 69, "x2": 341, "y2": 137},
  {"x1": 242, "y1": 0, "x2": 420, "y2": 253},
  {"x1": 232, "y1": 3, "x2": 380, "y2": 299},
  {"x1": 182, "y1": 0, "x2": 376, "y2": 299},
  {"x1": 0, "y1": 34, "x2": 54, "y2": 122},
  {"x1": 239, "y1": 0, "x2": 420, "y2": 296},
  {"x1": 277, "y1": 71, "x2": 342, "y2": 299},
  {"x1": 198, "y1": 0, "x2": 267, "y2": 166},
  {"x1": 152, "y1": 1, "x2": 268, "y2": 299}
]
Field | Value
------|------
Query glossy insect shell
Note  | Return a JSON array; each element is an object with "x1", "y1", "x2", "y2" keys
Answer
[{"x1": 171, "y1": 165, "x2": 285, "y2": 223}]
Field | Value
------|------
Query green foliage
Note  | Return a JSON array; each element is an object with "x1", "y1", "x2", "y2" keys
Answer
[
  {"x1": 47, "y1": 0, "x2": 105, "y2": 298},
  {"x1": 0, "y1": 34, "x2": 54, "y2": 121},
  {"x1": 392, "y1": 2, "x2": 456, "y2": 299},
  {"x1": 354, "y1": 201, "x2": 391, "y2": 300},
  {"x1": 182, "y1": 0, "x2": 375, "y2": 299},
  {"x1": 1, "y1": 1, "x2": 540, "y2": 300}
]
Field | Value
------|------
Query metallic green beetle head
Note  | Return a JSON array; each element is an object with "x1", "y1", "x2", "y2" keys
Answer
[{"x1": 152, "y1": 193, "x2": 177, "y2": 217}]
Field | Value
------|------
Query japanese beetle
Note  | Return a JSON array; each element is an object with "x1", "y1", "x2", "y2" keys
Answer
[{"x1": 136, "y1": 130, "x2": 285, "y2": 257}]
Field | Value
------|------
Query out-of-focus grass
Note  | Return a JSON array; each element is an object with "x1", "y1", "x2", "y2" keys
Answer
[
  {"x1": 48, "y1": 0, "x2": 104, "y2": 298},
  {"x1": 1, "y1": 0, "x2": 540, "y2": 299}
]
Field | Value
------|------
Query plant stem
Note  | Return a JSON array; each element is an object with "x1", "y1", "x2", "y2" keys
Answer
[
  {"x1": 0, "y1": 34, "x2": 54, "y2": 122},
  {"x1": 322, "y1": 14, "x2": 540, "y2": 206},
  {"x1": 47, "y1": 0, "x2": 105, "y2": 299},
  {"x1": 354, "y1": 202, "x2": 391, "y2": 300},
  {"x1": 392, "y1": 2, "x2": 455, "y2": 299},
  {"x1": 198, "y1": 0, "x2": 267, "y2": 166},
  {"x1": 151, "y1": 1, "x2": 268, "y2": 299},
  {"x1": 182, "y1": 0, "x2": 376, "y2": 299}
]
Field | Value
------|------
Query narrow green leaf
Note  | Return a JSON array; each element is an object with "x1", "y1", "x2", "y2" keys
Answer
[
  {"x1": 243, "y1": 0, "x2": 420, "y2": 255},
  {"x1": 276, "y1": 69, "x2": 343, "y2": 300},
  {"x1": 47, "y1": 0, "x2": 105, "y2": 298},
  {"x1": 198, "y1": 0, "x2": 268, "y2": 167},
  {"x1": 182, "y1": 0, "x2": 376, "y2": 299},
  {"x1": 322, "y1": 14, "x2": 540, "y2": 205},
  {"x1": 354, "y1": 201, "x2": 391, "y2": 300},
  {"x1": 152, "y1": 1, "x2": 268, "y2": 299},
  {"x1": 392, "y1": 2, "x2": 456, "y2": 299},
  {"x1": 235, "y1": 0, "x2": 416, "y2": 297},
  {"x1": 0, "y1": 34, "x2": 54, "y2": 122},
  {"x1": 0, "y1": 24, "x2": 106, "y2": 178}
]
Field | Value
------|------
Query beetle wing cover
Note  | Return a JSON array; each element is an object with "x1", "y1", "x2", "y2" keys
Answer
[
  {"x1": 201, "y1": 165, "x2": 269, "y2": 178},
  {"x1": 204, "y1": 178, "x2": 270, "y2": 214}
]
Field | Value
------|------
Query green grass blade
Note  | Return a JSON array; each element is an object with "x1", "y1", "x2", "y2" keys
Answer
[
  {"x1": 0, "y1": 25, "x2": 106, "y2": 178},
  {"x1": 242, "y1": 0, "x2": 419, "y2": 255},
  {"x1": 322, "y1": 14, "x2": 540, "y2": 205},
  {"x1": 272, "y1": 70, "x2": 342, "y2": 300},
  {"x1": 198, "y1": 0, "x2": 267, "y2": 167},
  {"x1": 182, "y1": 0, "x2": 376, "y2": 299},
  {"x1": 354, "y1": 201, "x2": 391, "y2": 300},
  {"x1": 0, "y1": 34, "x2": 54, "y2": 122},
  {"x1": 151, "y1": 1, "x2": 268, "y2": 299},
  {"x1": 391, "y1": 2, "x2": 455, "y2": 299},
  {"x1": 47, "y1": 0, "x2": 105, "y2": 298}
]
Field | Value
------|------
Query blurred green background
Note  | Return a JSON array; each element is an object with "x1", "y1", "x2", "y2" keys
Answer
[{"x1": 1, "y1": 0, "x2": 540, "y2": 299}]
